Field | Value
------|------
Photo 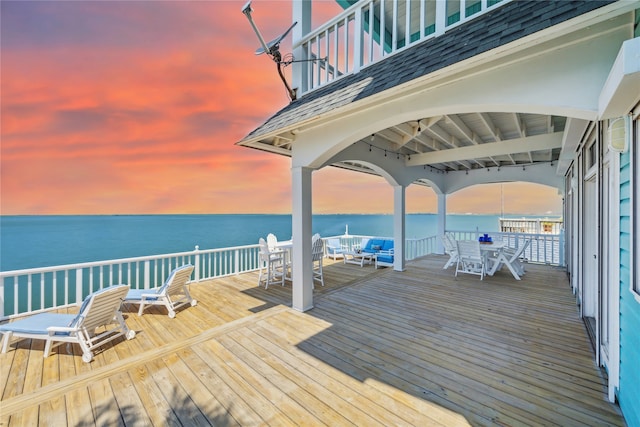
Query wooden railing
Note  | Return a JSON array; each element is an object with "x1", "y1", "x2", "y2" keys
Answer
[
  {"x1": 294, "y1": 0, "x2": 508, "y2": 96},
  {"x1": 0, "y1": 229, "x2": 561, "y2": 319}
]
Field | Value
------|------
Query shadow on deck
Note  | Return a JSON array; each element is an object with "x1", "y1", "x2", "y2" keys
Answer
[{"x1": 0, "y1": 255, "x2": 625, "y2": 426}]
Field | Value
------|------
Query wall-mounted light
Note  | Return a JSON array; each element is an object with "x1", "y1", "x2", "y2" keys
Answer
[{"x1": 608, "y1": 115, "x2": 631, "y2": 153}]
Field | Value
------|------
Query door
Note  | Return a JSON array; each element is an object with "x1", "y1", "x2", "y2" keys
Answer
[{"x1": 583, "y1": 174, "x2": 598, "y2": 353}]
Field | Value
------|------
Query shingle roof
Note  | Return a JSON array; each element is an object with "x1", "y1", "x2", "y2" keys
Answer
[{"x1": 238, "y1": 0, "x2": 615, "y2": 143}]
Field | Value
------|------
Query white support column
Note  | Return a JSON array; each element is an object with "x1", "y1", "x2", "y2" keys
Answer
[
  {"x1": 292, "y1": 1, "x2": 311, "y2": 95},
  {"x1": 437, "y1": 193, "x2": 447, "y2": 254},
  {"x1": 393, "y1": 185, "x2": 406, "y2": 271},
  {"x1": 291, "y1": 166, "x2": 314, "y2": 312}
]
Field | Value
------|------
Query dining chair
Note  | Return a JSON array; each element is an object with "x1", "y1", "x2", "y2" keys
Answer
[
  {"x1": 311, "y1": 233, "x2": 325, "y2": 288},
  {"x1": 258, "y1": 238, "x2": 286, "y2": 289},
  {"x1": 441, "y1": 234, "x2": 459, "y2": 269},
  {"x1": 455, "y1": 240, "x2": 486, "y2": 280},
  {"x1": 493, "y1": 239, "x2": 531, "y2": 280},
  {"x1": 266, "y1": 233, "x2": 278, "y2": 252}
]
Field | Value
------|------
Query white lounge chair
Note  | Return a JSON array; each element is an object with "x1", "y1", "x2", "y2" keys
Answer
[
  {"x1": 124, "y1": 264, "x2": 197, "y2": 318},
  {"x1": 258, "y1": 238, "x2": 287, "y2": 289},
  {"x1": 455, "y1": 240, "x2": 486, "y2": 280},
  {"x1": 0, "y1": 284, "x2": 135, "y2": 363},
  {"x1": 441, "y1": 234, "x2": 459, "y2": 269},
  {"x1": 312, "y1": 234, "x2": 325, "y2": 287}
]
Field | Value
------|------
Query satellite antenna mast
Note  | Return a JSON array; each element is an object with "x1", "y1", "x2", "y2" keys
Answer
[{"x1": 242, "y1": 1, "x2": 313, "y2": 102}]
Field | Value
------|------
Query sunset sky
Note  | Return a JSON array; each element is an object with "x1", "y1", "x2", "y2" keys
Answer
[{"x1": 1, "y1": 0, "x2": 562, "y2": 216}]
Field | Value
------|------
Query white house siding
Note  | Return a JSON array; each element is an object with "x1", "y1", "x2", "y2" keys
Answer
[{"x1": 618, "y1": 119, "x2": 639, "y2": 427}]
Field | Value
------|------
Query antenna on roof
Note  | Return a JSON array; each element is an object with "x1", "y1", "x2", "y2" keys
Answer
[{"x1": 241, "y1": 1, "x2": 325, "y2": 102}]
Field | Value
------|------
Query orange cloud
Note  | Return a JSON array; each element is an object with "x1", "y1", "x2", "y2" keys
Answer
[{"x1": 1, "y1": 1, "x2": 562, "y2": 216}]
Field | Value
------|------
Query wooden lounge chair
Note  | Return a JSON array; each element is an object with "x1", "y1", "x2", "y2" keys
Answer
[
  {"x1": 124, "y1": 264, "x2": 196, "y2": 318},
  {"x1": 0, "y1": 284, "x2": 134, "y2": 363}
]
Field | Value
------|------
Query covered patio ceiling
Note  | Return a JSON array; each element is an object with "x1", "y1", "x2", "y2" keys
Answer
[{"x1": 242, "y1": 111, "x2": 568, "y2": 187}]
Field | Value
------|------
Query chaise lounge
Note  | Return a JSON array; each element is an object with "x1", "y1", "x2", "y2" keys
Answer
[
  {"x1": 0, "y1": 284, "x2": 135, "y2": 363},
  {"x1": 124, "y1": 264, "x2": 197, "y2": 318}
]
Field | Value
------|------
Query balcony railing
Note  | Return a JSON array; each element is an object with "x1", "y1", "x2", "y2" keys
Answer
[
  {"x1": 446, "y1": 230, "x2": 565, "y2": 266},
  {"x1": 294, "y1": 0, "x2": 508, "y2": 96},
  {"x1": 0, "y1": 229, "x2": 560, "y2": 319},
  {"x1": 0, "y1": 245, "x2": 262, "y2": 320}
]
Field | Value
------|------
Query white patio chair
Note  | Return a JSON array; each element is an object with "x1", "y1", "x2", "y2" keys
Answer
[
  {"x1": 0, "y1": 284, "x2": 135, "y2": 363},
  {"x1": 455, "y1": 240, "x2": 486, "y2": 280},
  {"x1": 312, "y1": 233, "x2": 325, "y2": 287},
  {"x1": 492, "y1": 239, "x2": 531, "y2": 280},
  {"x1": 124, "y1": 264, "x2": 197, "y2": 318},
  {"x1": 325, "y1": 238, "x2": 346, "y2": 260},
  {"x1": 441, "y1": 234, "x2": 459, "y2": 269},
  {"x1": 266, "y1": 233, "x2": 278, "y2": 251},
  {"x1": 258, "y1": 238, "x2": 286, "y2": 289}
]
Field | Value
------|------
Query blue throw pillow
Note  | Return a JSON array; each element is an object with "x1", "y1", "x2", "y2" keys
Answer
[{"x1": 372, "y1": 245, "x2": 382, "y2": 251}]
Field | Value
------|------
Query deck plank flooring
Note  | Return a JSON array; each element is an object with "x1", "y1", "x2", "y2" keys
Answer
[{"x1": 0, "y1": 256, "x2": 625, "y2": 426}]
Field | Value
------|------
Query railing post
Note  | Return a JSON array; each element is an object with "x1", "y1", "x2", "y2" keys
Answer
[
  {"x1": 292, "y1": 0, "x2": 311, "y2": 96},
  {"x1": 0, "y1": 278, "x2": 4, "y2": 317},
  {"x1": 144, "y1": 260, "x2": 150, "y2": 289},
  {"x1": 76, "y1": 269, "x2": 83, "y2": 304},
  {"x1": 559, "y1": 230, "x2": 565, "y2": 266},
  {"x1": 234, "y1": 249, "x2": 240, "y2": 275},
  {"x1": 353, "y1": 4, "x2": 363, "y2": 73},
  {"x1": 194, "y1": 246, "x2": 200, "y2": 282}
]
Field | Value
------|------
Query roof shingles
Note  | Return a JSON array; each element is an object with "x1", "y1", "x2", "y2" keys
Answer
[{"x1": 239, "y1": 0, "x2": 615, "y2": 143}]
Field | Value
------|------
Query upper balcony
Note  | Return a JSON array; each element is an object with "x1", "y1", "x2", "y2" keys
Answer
[{"x1": 293, "y1": 0, "x2": 510, "y2": 97}]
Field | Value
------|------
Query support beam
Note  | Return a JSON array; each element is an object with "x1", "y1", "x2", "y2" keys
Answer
[
  {"x1": 437, "y1": 194, "x2": 446, "y2": 255},
  {"x1": 393, "y1": 185, "x2": 406, "y2": 271},
  {"x1": 407, "y1": 132, "x2": 563, "y2": 166},
  {"x1": 291, "y1": 166, "x2": 314, "y2": 312}
]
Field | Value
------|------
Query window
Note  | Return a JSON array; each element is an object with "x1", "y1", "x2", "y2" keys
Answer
[{"x1": 588, "y1": 140, "x2": 597, "y2": 169}]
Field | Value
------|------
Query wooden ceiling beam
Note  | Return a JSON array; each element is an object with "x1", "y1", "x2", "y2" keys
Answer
[{"x1": 407, "y1": 132, "x2": 563, "y2": 166}]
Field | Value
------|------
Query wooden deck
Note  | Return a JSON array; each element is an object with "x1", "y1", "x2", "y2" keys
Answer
[{"x1": 0, "y1": 256, "x2": 625, "y2": 426}]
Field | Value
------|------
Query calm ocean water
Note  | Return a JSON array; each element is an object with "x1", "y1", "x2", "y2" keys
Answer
[{"x1": 0, "y1": 214, "x2": 506, "y2": 271}]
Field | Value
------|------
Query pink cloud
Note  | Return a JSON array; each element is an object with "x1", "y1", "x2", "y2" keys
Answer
[{"x1": 1, "y1": 1, "x2": 562, "y2": 216}]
